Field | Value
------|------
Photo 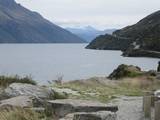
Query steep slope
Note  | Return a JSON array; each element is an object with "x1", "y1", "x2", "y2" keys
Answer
[
  {"x1": 0, "y1": 0, "x2": 85, "y2": 43},
  {"x1": 66, "y1": 26, "x2": 116, "y2": 42},
  {"x1": 113, "y1": 11, "x2": 160, "y2": 51},
  {"x1": 86, "y1": 10, "x2": 160, "y2": 58}
]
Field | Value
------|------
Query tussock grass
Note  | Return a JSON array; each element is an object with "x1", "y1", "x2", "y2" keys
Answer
[
  {"x1": 0, "y1": 106, "x2": 55, "y2": 120},
  {"x1": 0, "y1": 107, "x2": 40, "y2": 120},
  {"x1": 54, "y1": 76, "x2": 160, "y2": 102},
  {"x1": 0, "y1": 75, "x2": 37, "y2": 88}
]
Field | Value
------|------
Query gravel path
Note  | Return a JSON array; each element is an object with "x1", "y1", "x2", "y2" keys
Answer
[{"x1": 108, "y1": 96, "x2": 145, "y2": 120}]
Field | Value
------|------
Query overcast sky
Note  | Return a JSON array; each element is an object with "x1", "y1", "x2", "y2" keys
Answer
[{"x1": 16, "y1": 0, "x2": 160, "y2": 30}]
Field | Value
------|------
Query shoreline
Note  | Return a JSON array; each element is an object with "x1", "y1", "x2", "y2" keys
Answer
[{"x1": 0, "y1": 64, "x2": 160, "y2": 119}]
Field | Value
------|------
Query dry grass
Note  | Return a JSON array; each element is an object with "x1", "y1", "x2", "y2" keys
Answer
[
  {"x1": 0, "y1": 107, "x2": 40, "y2": 120},
  {"x1": 54, "y1": 76, "x2": 160, "y2": 102},
  {"x1": 0, "y1": 106, "x2": 56, "y2": 120},
  {"x1": 119, "y1": 75, "x2": 160, "y2": 90}
]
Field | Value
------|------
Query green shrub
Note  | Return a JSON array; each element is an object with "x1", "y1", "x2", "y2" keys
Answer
[{"x1": 53, "y1": 91, "x2": 68, "y2": 99}]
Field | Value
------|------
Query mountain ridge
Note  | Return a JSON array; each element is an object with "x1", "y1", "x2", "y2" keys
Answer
[{"x1": 0, "y1": 0, "x2": 86, "y2": 43}]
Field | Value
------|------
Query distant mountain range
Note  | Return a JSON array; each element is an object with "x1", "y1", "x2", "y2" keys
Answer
[
  {"x1": 0, "y1": 0, "x2": 85, "y2": 43},
  {"x1": 86, "y1": 10, "x2": 160, "y2": 58},
  {"x1": 66, "y1": 26, "x2": 116, "y2": 42}
]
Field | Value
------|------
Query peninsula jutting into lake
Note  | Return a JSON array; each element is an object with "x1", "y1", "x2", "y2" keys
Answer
[{"x1": 86, "y1": 10, "x2": 160, "y2": 58}]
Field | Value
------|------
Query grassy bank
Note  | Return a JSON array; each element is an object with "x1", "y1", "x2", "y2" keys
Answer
[
  {"x1": 0, "y1": 75, "x2": 36, "y2": 88},
  {"x1": 54, "y1": 75, "x2": 160, "y2": 102}
]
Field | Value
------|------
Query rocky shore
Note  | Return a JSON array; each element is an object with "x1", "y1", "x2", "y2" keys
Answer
[
  {"x1": 0, "y1": 64, "x2": 160, "y2": 120},
  {"x1": 123, "y1": 49, "x2": 160, "y2": 58}
]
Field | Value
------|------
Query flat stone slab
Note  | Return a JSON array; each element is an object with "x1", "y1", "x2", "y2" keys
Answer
[{"x1": 48, "y1": 99, "x2": 118, "y2": 118}]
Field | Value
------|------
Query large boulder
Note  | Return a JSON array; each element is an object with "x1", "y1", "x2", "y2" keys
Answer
[
  {"x1": 108, "y1": 64, "x2": 142, "y2": 80},
  {"x1": 48, "y1": 99, "x2": 118, "y2": 118},
  {"x1": 0, "y1": 96, "x2": 33, "y2": 108},
  {"x1": 3, "y1": 83, "x2": 55, "y2": 102}
]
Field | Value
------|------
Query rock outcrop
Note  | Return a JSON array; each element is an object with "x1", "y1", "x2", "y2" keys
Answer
[
  {"x1": 108, "y1": 64, "x2": 142, "y2": 79},
  {"x1": 3, "y1": 83, "x2": 54, "y2": 100}
]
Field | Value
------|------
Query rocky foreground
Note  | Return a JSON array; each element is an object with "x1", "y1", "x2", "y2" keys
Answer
[
  {"x1": 0, "y1": 82, "x2": 145, "y2": 120},
  {"x1": 0, "y1": 64, "x2": 160, "y2": 120},
  {"x1": 0, "y1": 83, "x2": 154, "y2": 120},
  {"x1": 0, "y1": 83, "x2": 118, "y2": 120}
]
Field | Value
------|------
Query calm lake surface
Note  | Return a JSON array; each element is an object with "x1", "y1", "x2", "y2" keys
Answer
[{"x1": 0, "y1": 44, "x2": 159, "y2": 84}]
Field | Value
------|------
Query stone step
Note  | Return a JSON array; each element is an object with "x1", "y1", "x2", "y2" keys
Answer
[
  {"x1": 48, "y1": 99, "x2": 118, "y2": 118},
  {"x1": 60, "y1": 111, "x2": 116, "y2": 120}
]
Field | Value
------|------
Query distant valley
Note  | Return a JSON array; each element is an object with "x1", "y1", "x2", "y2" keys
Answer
[{"x1": 66, "y1": 26, "x2": 116, "y2": 42}]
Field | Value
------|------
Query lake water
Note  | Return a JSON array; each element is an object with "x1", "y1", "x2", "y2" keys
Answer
[{"x1": 0, "y1": 44, "x2": 159, "y2": 84}]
